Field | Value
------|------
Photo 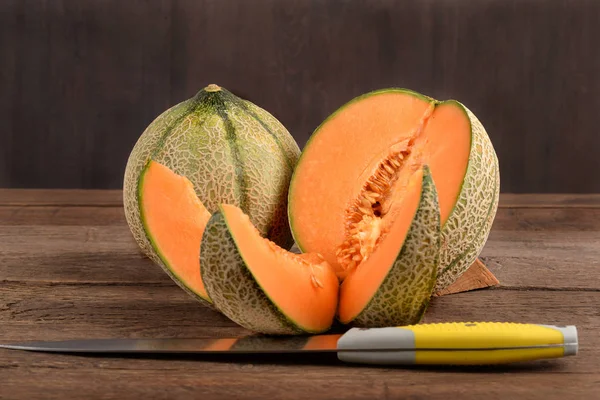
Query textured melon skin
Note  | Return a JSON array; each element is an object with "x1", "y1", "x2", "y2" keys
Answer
[
  {"x1": 200, "y1": 209, "x2": 306, "y2": 335},
  {"x1": 123, "y1": 85, "x2": 300, "y2": 305},
  {"x1": 435, "y1": 102, "x2": 500, "y2": 291},
  {"x1": 342, "y1": 166, "x2": 441, "y2": 328}
]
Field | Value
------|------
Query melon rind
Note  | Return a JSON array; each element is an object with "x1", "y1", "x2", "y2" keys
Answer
[
  {"x1": 200, "y1": 207, "x2": 309, "y2": 335},
  {"x1": 435, "y1": 102, "x2": 499, "y2": 291},
  {"x1": 345, "y1": 165, "x2": 441, "y2": 327},
  {"x1": 123, "y1": 85, "x2": 301, "y2": 306}
]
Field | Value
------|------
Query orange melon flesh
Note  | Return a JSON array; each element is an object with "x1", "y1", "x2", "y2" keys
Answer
[
  {"x1": 220, "y1": 204, "x2": 339, "y2": 332},
  {"x1": 290, "y1": 91, "x2": 471, "y2": 276},
  {"x1": 140, "y1": 161, "x2": 212, "y2": 300},
  {"x1": 423, "y1": 102, "x2": 472, "y2": 223},
  {"x1": 338, "y1": 169, "x2": 423, "y2": 323}
]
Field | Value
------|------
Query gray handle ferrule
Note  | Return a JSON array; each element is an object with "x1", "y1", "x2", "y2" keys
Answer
[
  {"x1": 336, "y1": 327, "x2": 416, "y2": 365},
  {"x1": 540, "y1": 324, "x2": 579, "y2": 356}
]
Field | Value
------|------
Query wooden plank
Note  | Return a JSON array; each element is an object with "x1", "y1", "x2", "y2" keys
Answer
[
  {"x1": 1, "y1": 288, "x2": 597, "y2": 399},
  {"x1": 0, "y1": 192, "x2": 599, "y2": 398},
  {"x1": 0, "y1": 283, "x2": 239, "y2": 340},
  {"x1": 498, "y1": 194, "x2": 600, "y2": 209},
  {"x1": 480, "y1": 230, "x2": 600, "y2": 290},
  {"x1": 0, "y1": 361, "x2": 597, "y2": 400},
  {"x1": 0, "y1": 224, "x2": 168, "y2": 284},
  {"x1": 2, "y1": 225, "x2": 598, "y2": 290},
  {"x1": 0, "y1": 365, "x2": 597, "y2": 400},
  {"x1": 0, "y1": 189, "x2": 123, "y2": 207},
  {"x1": 0, "y1": 206, "x2": 126, "y2": 226},
  {"x1": 492, "y1": 207, "x2": 600, "y2": 231},
  {"x1": 0, "y1": 205, "x2": 496, "y2": 295},
  {"x1": 482, "y1": 255, "x2": 600, "y2": 291},
  {"x1": 3, "y1": 284, "x2": 595, "y2": 342},
  {"x1": 0, "y1": 251, "x2": 168, "y2": 285},
  {"x1": 0, "y1": 225, "x2": 138, "y2": 253},
  {"x1": 2, "y1": 286, "x2": 597, "y2": 355}
]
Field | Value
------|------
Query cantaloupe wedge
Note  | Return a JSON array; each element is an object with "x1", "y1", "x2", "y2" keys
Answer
[
  {"x1": 200, "y1": 204, "x2": 339, "y2": 335},
  {"x1": 288, "y1": 88, "x2": 499, "y2": 292},
  {"x1": 338, "y1": 165, "x2": 441, "y2": 327},
  {"x1": 139, "y1": 160, "x2": 212, "y2": 305}
]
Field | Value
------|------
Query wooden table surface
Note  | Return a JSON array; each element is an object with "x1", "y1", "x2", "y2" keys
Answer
[{"x1": 1, "y1": 190, "x2": 599, "y2": 399}]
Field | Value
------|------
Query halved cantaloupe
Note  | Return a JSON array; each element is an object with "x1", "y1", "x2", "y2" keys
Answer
[
  {"x1": 139, "y1": 160, "x2": 212, "y2": 304},
  {"x1": 338, "y1": 165, "x2": 440, "y2": 327},
  {"x1": 200, "y1": 204, "x2": 339, "y2": 335},
  {"x1": 288, "y1": 88, "x2": 499, "y2": 292}
]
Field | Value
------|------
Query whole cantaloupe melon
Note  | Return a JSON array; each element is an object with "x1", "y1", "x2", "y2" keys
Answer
[{"x1": 123, "y1": 84, "x2": 301, "y2": 306}]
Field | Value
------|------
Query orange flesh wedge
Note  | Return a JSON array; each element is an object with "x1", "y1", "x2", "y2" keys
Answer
[
  {"x1": 290, "y1": 91, "x2": 470, "y2": 279},
  {"x1": 220, "y1": 204, "x2": 339, "y2": 332},
  {"x1": 337, "y1": 169, "x2": 423, "y2": 323},
  {"x1": 140, "y1": 160, "x2": 212, "y2": 300}
]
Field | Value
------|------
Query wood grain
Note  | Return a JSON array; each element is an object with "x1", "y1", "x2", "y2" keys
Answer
[
  {"x1": 1, "y1": 287, "x2": 598, "y2": 399},
  {"x1": 2, "y1": 224, "x2": 599, "y2": 289},
  {"x1": 3, "y1": 283, "x2": 596, "y2": 344},
  {"x1": 0, "y1": 189, "x2": 123, "y2": 206},
  {"x1": 1, "y1": 190, "x2": 599, "y2": 399},
  {"x1": 1, "y1": 1, "x2": 600, "y2": 192},
  {"x1": 435, "y1": 258, "x2": 499, "y2": 296},
  {"x1": 0, "y1": 361, "x2": 597, "y2": 400},
  {"x1": 497, "y1": 194, "x2": 600, "y2": 209}
]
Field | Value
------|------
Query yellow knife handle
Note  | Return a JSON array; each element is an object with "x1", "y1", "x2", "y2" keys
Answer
[{"x1": 336, "y1": 322, "x2": 578, "y2": 365}]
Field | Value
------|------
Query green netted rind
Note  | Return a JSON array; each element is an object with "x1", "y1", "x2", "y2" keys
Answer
[
  {"x1": 349, "y1": 165, "x2": 441, "y2": 327},
  {"x1": 435, "y1": 102, "x2": 499, "y2": 291},
  {"x1": 200, "y1": 210, "x2": 303, "y2": 335},
  {"x1": 123, "y1": 85, "x2": 300, "y2": 305}
]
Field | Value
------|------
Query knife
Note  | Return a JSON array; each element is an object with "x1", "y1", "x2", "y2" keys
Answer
[{"x1": 0, "y1": 322, "x2": 578, "y2": 365}]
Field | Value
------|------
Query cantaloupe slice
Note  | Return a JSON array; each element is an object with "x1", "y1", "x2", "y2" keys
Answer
[
  {"x1": 288, "y1": 88, "x2": 499, "y2": 291},
  {"x1": 139, "y1": 160, "x2": 212, "y2": 304},
  {"x1": 200, "y1": 204, "x2": 339, "y2": 335},
  {"x1": 338, "y1": 165, "x2": 440, "y2": 327}
]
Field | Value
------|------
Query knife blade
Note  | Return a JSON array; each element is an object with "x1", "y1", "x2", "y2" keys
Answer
[{"x1": 0, "y1": 322, "x2": 578, "y2": 365}]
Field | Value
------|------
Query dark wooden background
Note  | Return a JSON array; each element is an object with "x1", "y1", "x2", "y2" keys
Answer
[{"x1": 1, "y1": 0, "x2": 599, "y2": 192}]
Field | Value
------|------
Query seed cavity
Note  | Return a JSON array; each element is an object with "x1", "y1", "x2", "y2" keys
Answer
[
  {"x1": 311, "y1": 273, "x2": 324, "y2": 289},
  {"x1": 336, "y1": 148, "x2": 410, "y2": 271},
  {"x1": 335, "y1": 103, "x2": 435, "y2": 276}
]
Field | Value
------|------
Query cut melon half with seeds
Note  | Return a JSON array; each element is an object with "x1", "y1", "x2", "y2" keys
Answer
[
  {"x1": 200, "y1": 204, "x2": 339, "y2": 335},
  {"x1": 288, "y1": 88, "x2": 499, "y2": 291},
  {"x1": 139, "y1": 160, "x2": 212, "y2": 305},
  {"x1": 338, "y1": 165, "x2": 441, "y2": 327}
]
